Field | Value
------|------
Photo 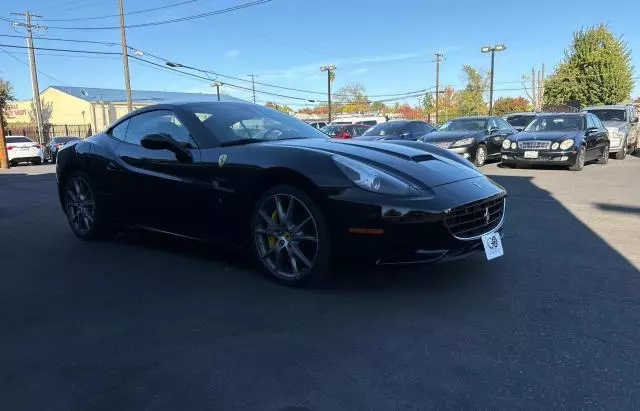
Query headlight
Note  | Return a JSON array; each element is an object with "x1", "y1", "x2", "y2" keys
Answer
[
  {"x1": 502, "y1": 139, "x2": 511, "y2": 149},
  {"x1": 559, "y1": 139, "x2": 574, "y2": 150},
  {"x1": 333, "y1": 156, "x2": 419, "y2": 196},
  {"x1": 451, "y1": 137, "x2": 475, "y2": 147},
  {"x1": 551, "y1": 142, "x2": 559, "y2": 150},
  {"x1": 511, "y1": 142, "x2": 517, "y2": 149}
]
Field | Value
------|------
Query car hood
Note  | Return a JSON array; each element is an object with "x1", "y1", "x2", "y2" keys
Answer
[
  {"x1": 511, "y1": 131, "x2": 582, "y2": 141},
  {"x1": 420, "y1": 130, "x2": 483, "y2": 142},
  {"x1": 355, "y1": 134, "x2": 402, "y2": 141},
  {"x1": 269, "y1": 138, "x2": 484, "y2": 189},
  {"x1": 601, "y1": 120, "x2": 627, "y2": 129}
]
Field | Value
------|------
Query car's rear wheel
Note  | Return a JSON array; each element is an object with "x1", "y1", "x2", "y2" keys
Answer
[
  {"x1": 33, "y1": 158, "x2": 42, "y2": 165},
  {"x1": 63, "y1": 170, "x2": 110, "y2": 240},
  {"x1": 569, "y1": 146, "x2": 586, "y2": 171},
  {"x1": 474, "y1": 144, "x2": 487, "y2": 167},
  {"x1": 597, "y1": 144, "x2": 609, "y2": 165},
  {"x1": 251, "y1": 186, "x2": 331, "y2": 286}
]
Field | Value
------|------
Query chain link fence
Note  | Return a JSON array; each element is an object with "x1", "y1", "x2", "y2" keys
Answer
[{"x1": 6, "y1": 124, "x2": 92, "y2": 144}]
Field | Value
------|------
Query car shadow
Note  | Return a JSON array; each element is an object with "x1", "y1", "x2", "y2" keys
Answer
[
  {"x1": 593, "y1": 203, "x2": 640, "y2": 216},
  {"x1": 3, "y1": 167, "x2": 640, "y2": 409}
]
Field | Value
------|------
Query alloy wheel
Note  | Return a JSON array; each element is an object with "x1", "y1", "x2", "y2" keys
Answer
[
  {"x1": 65, "y1": 175, "x2": 96, "y2": 234},
  {"x1": 475, "y1": 146, "x2": 486, "y2": 166},
  {"x1": 578, "y1": 148, "x2": 585, "y2": 168},
  {"x1": 254, "y1": 193, "x2": 319, "y2": 280}
]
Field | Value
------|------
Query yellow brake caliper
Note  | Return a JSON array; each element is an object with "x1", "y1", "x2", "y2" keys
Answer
[{"x1": 267, "y1": 210, "x2": 279, "y2": 248}]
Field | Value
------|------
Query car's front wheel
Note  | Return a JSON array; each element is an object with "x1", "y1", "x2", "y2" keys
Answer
[
  {"x1": 569, "y1": 146, "x2": 586, "y2": 171},
  {"x1": 613, "y1": 140, "x2": 627, "y2": 160},
  {"x1": 63, "y1": 170, "x2": 110, "y2": 240},
  {"x1": 474, "y1": 144, "x2": 487, "y2": 167},
  {"x1": 251, "y1": 186, "x2": 331, "y2": 286}
]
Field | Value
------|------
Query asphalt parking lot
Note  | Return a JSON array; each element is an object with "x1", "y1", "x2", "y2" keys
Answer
[{"x1": 2, "y1": 156, "x2": 640, "y2": 410}]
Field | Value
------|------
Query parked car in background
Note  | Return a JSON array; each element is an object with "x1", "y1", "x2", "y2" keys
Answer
[
  {"x1": 501, "y1": 112, "x2": 609, "y2": 171},
  {"x1": 46, "y1": 136, "x2": 82, "y2": 163},
  {"x1": 5, "y1": 136, "x2": 44, "y2": 166},
  {"x1": 55, "y1": 101, "x2": 507, "y2": 286},
  {"x1": 329, "y1": 116, "x2": 386, "y2": 126},
  {"x1": 305, "y1": 121, "x2": 327, "y2": 129},
  {"x1": 582, "y1": 105, "x2": 638, "y2": 159},
  {"x1": 419, "y1": 116, "x2": 515, "y2": 167},
  {"x1": 320, "y1": 124, "x2": 370, "y2": 139},
  {"x1": 355, "y1": 120, "x2": 435, "y2": 141},
  {"x1": 504, "y1": 112, "x2": 538, "y2": 131}
]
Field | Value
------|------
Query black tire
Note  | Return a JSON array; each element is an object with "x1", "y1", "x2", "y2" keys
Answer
[
  {"x1": 473, "y1": 144, "x2": 487, "y2": 167},
  {"x1": 33, "y1": 158, "x2": 42, "y2": 166},
  {"x1": 62, "y1": 170, "x2": 111, "y2": 241},
  {"x1": 250, "y1": 185, "x2": 331, "y2": 287},
  {"x1": 569, "y1": 146, "x2": 586, "y2": 171},
  {"x1": 51, "y1": 155, "x2": 56, "y2": 164},
  {"x1": 597, "y1": 144, "x2": 609, "y2": 165},
  {"x1": 613, "y1": 141, "x2": 626, "y2": 160}
]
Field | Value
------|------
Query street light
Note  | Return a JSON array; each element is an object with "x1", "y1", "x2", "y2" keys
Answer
[
  {"x1": 211, "y1": 81, "x2": 223, "y2": 101},
  {"x1": 481, "y1": 44, "x2": 506, "y2": 114},
  {"x1": 320, "y1": 64, "x2": 336, "y2": 122}
]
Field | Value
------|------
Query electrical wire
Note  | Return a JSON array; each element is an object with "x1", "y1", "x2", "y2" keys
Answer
[
  {"x1": 38, "y1": 1, "x2": 273, "y2": 30},
  {"x1": 0, "y1": 43, "x2": 122, "y2": 55},
  {"x1": 0, "y1": 46, "x2": 71, "y2": 85},
  {"x1": 37, "y1": 0, "x2": 204, "y2": 22}
]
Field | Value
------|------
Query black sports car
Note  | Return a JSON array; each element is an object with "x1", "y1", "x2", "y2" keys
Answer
[
  {"x1": 419, "y1": 116, "x2": 516, "y2": 167},
  {"x1": 355, "y1": 120, "x2": 435, "y2": 141},
  {"x1": 501, "y1": 113, "x2": 609, "y2": 171},
  {"x1": 56, "y1": 102, "x2": 507, "y2": 286}
]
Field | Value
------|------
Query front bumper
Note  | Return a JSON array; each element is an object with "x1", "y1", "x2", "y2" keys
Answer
[
  {"x1": 501, "y1": 148, "x2": 579, "y2": 165},
  {"x1": 608, "y1": 137, "x2": 625, "y2": 153},
  {"x1": 448, "y1": 145, "x2": 476, "y2": 160},
  {"x1": 8, "y1": 149, "x2": 44, "y2": 163},
  {"x1": 323, "y1": 176, "x2": 506, "y2": 265}
]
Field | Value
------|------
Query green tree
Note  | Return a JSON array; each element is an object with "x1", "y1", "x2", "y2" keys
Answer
[
  {"x1": 456, "y1": 65, "x2": 488, "y2": 115},
  {"x1": 544, "y1": 24, "x2": 634, "y2": 107},
  {"x1": 492, "y1": 96, "x2": 531, "y2": 115},
  {"x1": 369, "y1": 101, "x2": 387, "y2": 113},
  {"x1": 334, "y1": 83, "x2": 369, "y2": 114},
  {"x1": 423, "y1": 93, "x2": 435, "y2": 113},
  {"x1": 264, "y1": 101, "x2": 293, "y2": 114},
  {"x1": 0, "y1": 79, "x2": 15, "y2": 129}
]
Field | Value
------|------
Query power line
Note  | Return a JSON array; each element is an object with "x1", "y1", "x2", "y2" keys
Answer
[
  {"x1": 37, "y1": 0, "x2": 203, "y2": 22},
  {"x1": 0, "y1": 33, "x2": 120, "y2": 46},
  {"x1": 0, "y1": 46, "x2": 70, "y2": 85},
  {"x1": 32, "y1": 1, "x2": 273, "y2": 30},
  {"x1": 0, "y1": 43, "x2": 122, "y2": 55}
]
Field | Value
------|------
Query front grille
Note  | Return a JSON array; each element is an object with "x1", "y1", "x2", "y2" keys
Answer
[
  {"x1": 445, "y1": 196, "x2": 505, "y2": 239},
  {"x1": 518, "y1": 140, "x2": 552, "y2": 150}
]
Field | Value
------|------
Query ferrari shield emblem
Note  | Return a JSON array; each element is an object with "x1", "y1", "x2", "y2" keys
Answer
[{"x1": 218, "y1": 154, "x2": 228, "y2": 168}]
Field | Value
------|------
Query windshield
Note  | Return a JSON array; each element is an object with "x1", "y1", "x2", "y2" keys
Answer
[
  {"x1": 362, "y1": 122, "x2": 407, "y2": 136},
  {"x1": 320, "y1": 125, "x2": 343, "y2": 136},
  {"x1": 525, "y1": 116, "x2": 585, "y2": 131},
  {"x1": 437, "y1": 119, "x2": 487, "y2": 131},
  {"x1": 586, "y1": 109, "x2": 626, "y2": 122},
  {"x1": 505, "y1": 115, "x2": 536, "y2": 128},
  {"x1": 6, "y1": 136, "x2": 32, "y2": 143},
  {"x1": 191, "y1": 103, "x2": 328, "y2": 144},
  {"x1": 52, "y1": 137, "x2": 80, "y2": 144}
]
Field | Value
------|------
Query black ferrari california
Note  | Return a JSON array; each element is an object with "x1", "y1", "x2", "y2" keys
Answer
[
  {"x1": 500, "y1": 113, "x2": 609, "y2": 171},
  {"x1": 56, "y1": 102, "x2": 507, "y2": 286}
]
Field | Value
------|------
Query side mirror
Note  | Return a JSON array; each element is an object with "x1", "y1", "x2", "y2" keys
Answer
[
  {"x1": 489, "y1": 127, "x2": 500, "y2": 134},
  {"x1": 140, "y1": 133, "x2": 192, "y2": 162},
  {"x1": 399, "y1": 131, "x2": 413, "y2": 139},
  {"x1": 586, "y1": 127, "x2": 599, "y2": 134}
]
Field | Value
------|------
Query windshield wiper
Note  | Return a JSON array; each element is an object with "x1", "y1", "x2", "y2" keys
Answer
[{"x1": 220, "y1": 138, "x2": 264, "y2": 147}]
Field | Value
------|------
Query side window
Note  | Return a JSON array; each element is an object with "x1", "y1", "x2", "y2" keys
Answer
[
  {"x1": 488, "y1": 118, "x2": 499, "y2": 131},
  {"x1": 594, "y1": 116, "x2": 604, "y2": 129},
  {"x1": 498, "y1": 118, "x2": 513, "y2": 132},
  {"x1": 586, "y1": 115, "x2": 596, "y2": 129},
  {"x1": 126, "y1": 110, "x2": 193, "y2": 146},
  {"x1": 109, "y1": 119, "x2": 129, "y2": 141}
]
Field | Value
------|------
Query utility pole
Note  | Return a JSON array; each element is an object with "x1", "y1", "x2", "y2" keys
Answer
[
  {"x1": 0, "y1": 108, "x2": 9, "y2": 169},
  {"x1": 434, "y1": 52, "x2": 443, "y2": 124},
  {"x1": 320, "y1": 65, "x2": 336, "y2": 122},
  {"x1": 248, "y1": 74, "x2": 256, "y2": 103},
  {"x1": 117, "y1": 0, "x2": 133, "y2": 112},
  {"x1": 10, "y1": 11, "x2": 46, "y2": 144}
]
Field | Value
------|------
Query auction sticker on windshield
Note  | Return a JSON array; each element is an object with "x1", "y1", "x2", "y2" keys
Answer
[{"x1": 481, "y1": 232, "x2": 503, "y2": 260}]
